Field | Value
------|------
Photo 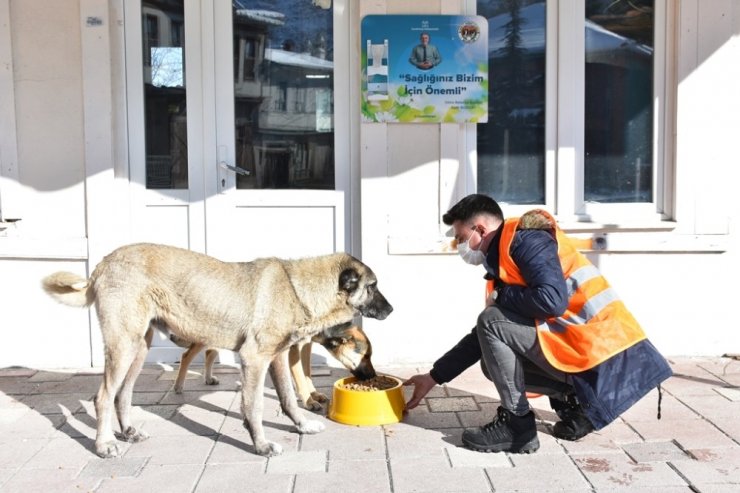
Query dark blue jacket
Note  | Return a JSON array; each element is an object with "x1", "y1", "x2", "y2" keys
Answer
[{"x1": 431, "y1": 225, "x2": 672, "y2": 429}]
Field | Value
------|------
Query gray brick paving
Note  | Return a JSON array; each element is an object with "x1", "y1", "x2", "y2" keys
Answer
[
  {"x1": 390, "y1": 454, "x2": 492, "y2": 493},
  {"x1": 122, "y1": 434, "x2": 216, "y2": 465},
  {"x1": 490, "y1": 453, "x2": 592, "y2": 492},
  {"x1": 300, "y1": 421, "x2": 387, "y2": 459},
  {"x1": 572, "y1": 451, "x2": 689, "y2": 490},
  {"x1": 402, "y1": 406, "x2": 462, "y2": 428},
  {"x1": 621, "y1": 441, "x2": 690, "y2": 463},
  {"x1": 266, "y1": 450, "x2": 327, "y2": 474},
  {"x1": 427, "y1": 395, "x2": 479, "y2": 412},
  {"x1": 446, "y1": 444, "x2": 511, "y2": 468},
  {"x1": 97, "y1": 463, "x2": 204, "y2": 493},
  {"x1": 0, "y1": 357, "x2": 738, "y2": 491},
  {"x1": 196, "y1": 463, "x2": 292, "y2": 493},
  {"x1": 1, "y1": 467, "x2": 101, "y2": 493},
  {"x1": 293, "y1": 459, "x2": 391, "y2": 493},
  {"x1": 20, "y1": 392, "x2": 93, "y2": 415},
  {"x1": 77, "y1": 456, "x2": 149, "y2": 479}
]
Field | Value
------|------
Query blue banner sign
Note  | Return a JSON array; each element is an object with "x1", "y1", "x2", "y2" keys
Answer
[{"x1": 361, "y1": 14, "x2": 488, "y2": 123}]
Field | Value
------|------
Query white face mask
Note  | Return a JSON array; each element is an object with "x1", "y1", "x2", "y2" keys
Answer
[{"x1": 457, "y1": 239, "x2": 486, "y2": 265}]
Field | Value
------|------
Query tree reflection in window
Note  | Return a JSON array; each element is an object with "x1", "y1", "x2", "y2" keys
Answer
[
  {"x1": 585, "y1": 0, "x2": 654, "y2": 203},
  {"x1": 142, "y1": 1, "x2": 188, "y2": 190},
  {"x1": 476, "y1": 0, "x2": 546, "y2": 205}
]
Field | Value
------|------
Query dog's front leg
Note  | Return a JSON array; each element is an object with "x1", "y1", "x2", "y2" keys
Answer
[
  {"x1": 271, "y1": 351, "x2": 325, "y2": 435},
  {"x1": 289, "y1": 341, "x2": 324, "y2": 411},
  {"x1": 238, "y1": 352, "x2": 281, "y2": 457},
  {"x1": 301, "y1": 342, "x2": 329, "y2": 407}
]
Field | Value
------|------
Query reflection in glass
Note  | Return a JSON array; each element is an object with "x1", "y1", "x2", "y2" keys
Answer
[
  {"x1": 477, "y1": 0, "x2": 546, "y2": 204},
  {"x1": 232, "y1": 1, "x2": 335, "y2": 189},
  {"x1": 142, "y1": 1, "x2": 188, "y2": 189},
  {"x1": 585, "y1": 0, "x2": 654, "y2": 203}
]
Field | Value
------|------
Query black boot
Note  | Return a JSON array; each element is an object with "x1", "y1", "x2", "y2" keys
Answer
[
  {"x1": 550, "y1": 395, "x2": 594, "y2": 441},
  {"x1": 461, "y1": 406, "x2": 539, "y2": 453}
]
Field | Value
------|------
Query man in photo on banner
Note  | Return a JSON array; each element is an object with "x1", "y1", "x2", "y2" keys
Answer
[{"x1": 409, "y1": 32, "x2": 441, "y2": 70}]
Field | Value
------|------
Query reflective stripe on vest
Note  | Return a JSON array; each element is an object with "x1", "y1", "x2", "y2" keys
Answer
[{"x1": 497, "y1": 210, "x2": 646, "y2": 373}]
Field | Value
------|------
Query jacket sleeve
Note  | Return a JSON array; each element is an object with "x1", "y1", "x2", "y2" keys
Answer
[
  {"x1": 429, "y1": 327, "x2": 481, "y2": 384},
  {"x1": 496, "y1": 229, "x2": 568, "y2": 319}
]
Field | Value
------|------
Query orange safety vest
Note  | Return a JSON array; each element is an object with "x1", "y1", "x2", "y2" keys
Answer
[{"x1": 493, "y1": 210, "x2": 646, "y2": 373}]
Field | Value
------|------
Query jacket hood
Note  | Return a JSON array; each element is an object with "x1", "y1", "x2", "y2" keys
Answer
[{"x1": 517, "y1": 209, "x2": 556, "y2": 231}]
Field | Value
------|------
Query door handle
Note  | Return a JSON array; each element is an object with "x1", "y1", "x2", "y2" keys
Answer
[{"x1": 219, "y1": 161, "x2": 250, "y2": 176}]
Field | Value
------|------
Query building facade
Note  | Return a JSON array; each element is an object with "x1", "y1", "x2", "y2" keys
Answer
[{"x1": 1, "y1": 0, "x2": 738, "y2": 368}]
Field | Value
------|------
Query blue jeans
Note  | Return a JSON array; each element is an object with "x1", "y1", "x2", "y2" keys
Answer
[{"x1": 476, "y1": 305, "x2": 573, "y2": 416}]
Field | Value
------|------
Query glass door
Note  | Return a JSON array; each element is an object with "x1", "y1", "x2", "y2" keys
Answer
[
  {"x1": 205, "y1": 0, "x2": 347, "y2": 262},
  {"x1": 127, "y1": 0, "x2": 206, "y2": 254},
  {"x1": 127, "y1": 0, "x2": 349, "y2": 363}
]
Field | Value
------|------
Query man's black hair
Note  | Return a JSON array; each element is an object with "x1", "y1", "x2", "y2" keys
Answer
[{"x1": 442, "y1": 194, "x2": 503, "y2": 226}]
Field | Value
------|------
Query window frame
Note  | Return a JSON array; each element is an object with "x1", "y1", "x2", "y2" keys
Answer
[
  {"x1": 464, "y1": 0, "x2": 676, "y2": 229},
  {"x1": 0, "y1": 0, "x2": 21, "y2": 222}
]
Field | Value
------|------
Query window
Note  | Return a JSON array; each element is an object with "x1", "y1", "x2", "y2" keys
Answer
[
  {"x1": 274, "y1": 82, "x2": 288, "y2": 112},
  {"x1": 477, "y1": 0, "x2": 546, "y2": 205},
  {"x1": 143, "y1": 14, "x2": 159, "y2": 66},
  {"x1": 231, "y1": 0, "x2": 335, "y2": 190},
  {"x1": 142, "y1": 2, "x2": 188, "y2": 190},
  {"x1": 585, "y1": 0, "x2": 654, "y2": 204},
  {"x1": 234, "y1": 37, "x2": 260, "y2": 82},
  {"x1": 476, "y1": 0, "x2": 670, "y2": 223}
]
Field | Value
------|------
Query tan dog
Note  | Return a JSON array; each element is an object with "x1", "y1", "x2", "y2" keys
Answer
[
  {"x1": 169, "y1": 323, "x2": 377, "y2": 411},
  {"x1": 42, "y1": 243, "x2": 392, "y2": 457}
]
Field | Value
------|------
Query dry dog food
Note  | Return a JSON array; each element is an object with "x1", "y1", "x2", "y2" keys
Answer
[{"x1": 340, "y1": 375, "x2": 398, "y2": 391}]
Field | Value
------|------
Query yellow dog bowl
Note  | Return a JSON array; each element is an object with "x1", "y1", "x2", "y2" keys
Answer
[{"x1": 328, "y1": 376, "x2": 405, "y2": 426}]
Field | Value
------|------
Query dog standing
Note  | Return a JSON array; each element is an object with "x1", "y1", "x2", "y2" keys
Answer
[
  {"x1": 169, "y1": 323, "x2": 377, "y2": 411},
  {"x1": 42, "y1": 243, "x2": 392, "y2": 457}
]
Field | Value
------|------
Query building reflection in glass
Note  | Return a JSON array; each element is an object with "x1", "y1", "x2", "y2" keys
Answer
[
  {"x1": 142, "y1": 1, "x2": 188, "y2": 190},
  {"x1": 232, "y1": 1, "x2": 335, "y2": 190}
]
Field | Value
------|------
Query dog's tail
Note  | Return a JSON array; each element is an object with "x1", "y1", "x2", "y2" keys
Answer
[{"x1": 41, "y1": 272, "x2": 93, "y2": 308}]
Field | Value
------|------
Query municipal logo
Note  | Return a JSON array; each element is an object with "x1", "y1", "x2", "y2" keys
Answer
[{"x1": 458, "y1": 22, "x2": 480, "y2": 43}]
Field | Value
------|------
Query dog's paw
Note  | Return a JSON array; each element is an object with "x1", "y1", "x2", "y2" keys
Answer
[
  {"x1": 173, "y1": 383, "x2": 184, "y2": 394},
  {"x1": 255, "y1": 441, "x2": 283, "y2": 457},
  {"x1": 115, "y1": 426, "x2": 150, "y2": 443},
  {"x1": 205, "y1": 376, "x2": 220, "y2": 386},
  {"x1": 310, "y1": 391, "x2": 329, "y2": 403},
  {"x1": 95, "y1": 440, "x2": 124, "y2": 458},
  {"x1": 304, "y1": 396, "x2": 324, "y2": 411},
  {"x1": 297, "y1": 419, "x2": 325, "y2": 434}
]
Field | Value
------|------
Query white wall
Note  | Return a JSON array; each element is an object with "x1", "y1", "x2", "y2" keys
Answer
[
  {"x1": 0, "y1": 1, "x2": 92, "y2": 368},
  {"x1": 591, "y1": 249, "x2": 739, "y2": 356},
  {"x1": 0, "y1": 259, "x2": 91, "y2": 368},
  {"x1": 0, "y1": 0, "x2": 738, "y2": 369},
  {"x1": 3, "y1": 0, "x2": 86, "y2": 239},
  {"x1": 359, "y1": 0, "x2": 740, "y2": 368}
]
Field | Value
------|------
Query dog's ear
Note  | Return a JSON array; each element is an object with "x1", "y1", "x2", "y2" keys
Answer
[
  {"x1": 324, "y1": 322, "x2": 352, "y2": 338},
  {"x1": 313, "y1": 322, "x2": 353, "y2": 348},
  {"x1": 339, "y1": 268, "x2": 360, "y2": 293}
]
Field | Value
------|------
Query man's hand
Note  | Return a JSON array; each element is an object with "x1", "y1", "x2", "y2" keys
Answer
[{"x1": 403, "y1": 372, "x2": 437, "y2": 410}]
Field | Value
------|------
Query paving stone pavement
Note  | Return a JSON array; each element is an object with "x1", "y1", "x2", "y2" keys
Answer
[{"x1": 1, "y1": 356, "x2": 739, "y2": 492}]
